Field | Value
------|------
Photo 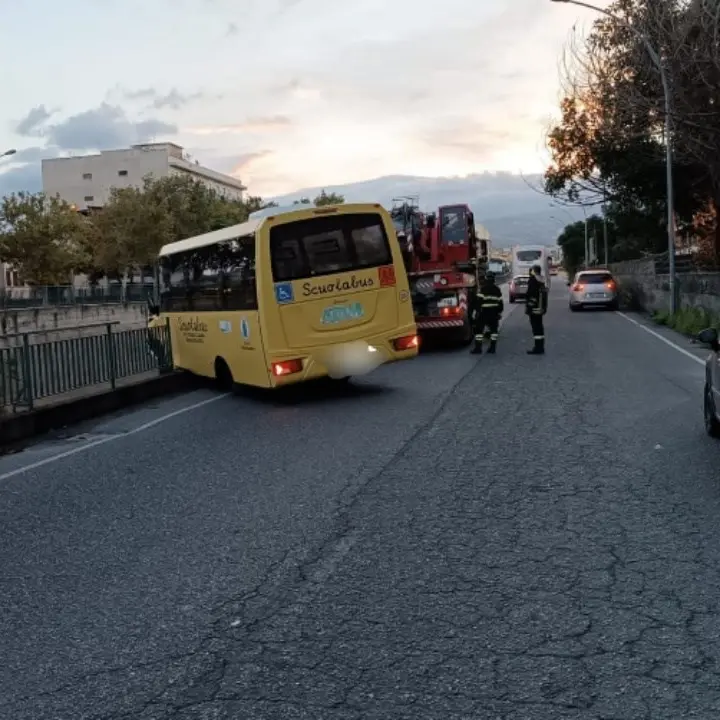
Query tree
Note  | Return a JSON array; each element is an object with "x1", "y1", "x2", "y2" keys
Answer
[
  {"x1": 92, "y1": 185, "x2": 174, "y2": 279},
  {"x1": 92, "y1": 177, "x2": 276, "y2": 279},
  {"x1": 544, "y1": 0, "x2": 720, "y2": 261},
  {"x1": 0, "y1": 192, "x2": 95, "y2": 284},
  {"x1": 293, "y1": 197, "x2": 311, "y2": 205},
  {"x1": 314, "y1": 190, "x2": 344, "y2": 206}
]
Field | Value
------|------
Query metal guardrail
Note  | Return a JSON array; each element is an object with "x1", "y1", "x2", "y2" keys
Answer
[
  {"x1": 0, "y1": 322, "x2": 173, "y2": 413},
  {"x1": 0, "y1": 284, "x2": 156, "y2": 309}
]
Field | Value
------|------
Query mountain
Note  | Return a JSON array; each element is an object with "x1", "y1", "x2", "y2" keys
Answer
[{"x1": 271, "y1": 172, "x2": 589, "y2": 247}]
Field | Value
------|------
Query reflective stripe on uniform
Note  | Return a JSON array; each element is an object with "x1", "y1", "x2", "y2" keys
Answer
[
  {"x1": 490, "y1": 334, "x2": 498, "y2": 340},
  {"x1": 474, "y1": 334, "x2": 484, "y2": 340},
  {"x1": 533, "y1": 335, "x2": 544, "y2": 339}
]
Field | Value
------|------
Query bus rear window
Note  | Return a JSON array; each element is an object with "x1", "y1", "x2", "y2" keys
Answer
[
  {"x1": 516, "y1": 250, "x2": 542, "y2": 262},
  {"x1": 270, "y1": 213, "x2": 392, "y2": 282}
]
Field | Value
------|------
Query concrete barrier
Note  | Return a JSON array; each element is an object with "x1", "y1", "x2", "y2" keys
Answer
[
  {"x1": 0, "y1": 303, "x2": 148, "y2": 340},
  {"x1": 0, "y1": 372, "x2": 193, "y2": 447}
]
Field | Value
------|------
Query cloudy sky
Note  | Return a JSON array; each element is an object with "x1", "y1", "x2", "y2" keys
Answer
[{"x1": 0, "y1": 0, "x2": 610, "y2": 199}]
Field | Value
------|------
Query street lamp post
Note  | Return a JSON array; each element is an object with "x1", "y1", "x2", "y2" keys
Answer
[
  {"x1": 550, "y1": 202, "x2": 588, "y2": 265},
  {"x1": 550, "y1": 0, "x2": 676, "y2": 313},
  {"x1": 0, "y1": 149, "x2": 16, "y2": 159}
]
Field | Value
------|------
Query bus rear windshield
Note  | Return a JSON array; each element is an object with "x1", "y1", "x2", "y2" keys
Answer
[
  {"x1": 516, "y1": 250, "x2": 542, "y2": 262},
  {"x1": 270, "y1": 213, "x2": 393, "y2": 282}
]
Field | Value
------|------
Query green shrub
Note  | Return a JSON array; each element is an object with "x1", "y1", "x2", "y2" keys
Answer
[{"x1": 652, "y1": 306, "x2": 719, "y2": 337}]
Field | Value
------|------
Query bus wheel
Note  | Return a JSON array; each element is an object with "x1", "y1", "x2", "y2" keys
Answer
[{"x1": 214, "y1": 357, "x2": 234, "y2": 392}]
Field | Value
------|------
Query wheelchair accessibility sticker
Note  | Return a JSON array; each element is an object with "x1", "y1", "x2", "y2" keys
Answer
[
  {"x1": 275, "y1": 283, "x2": 294, "y2": 304},
  {"x1": 219, "y1": 320, "x2": 232, "y2": 334},
  {"x1": 240, "y1": 318, "x2": 250, "y2": 341}
]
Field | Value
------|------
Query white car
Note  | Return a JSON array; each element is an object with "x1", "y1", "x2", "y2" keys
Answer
[{"x1": 568, "y1": 270, "x2": 619, "y2": 311}]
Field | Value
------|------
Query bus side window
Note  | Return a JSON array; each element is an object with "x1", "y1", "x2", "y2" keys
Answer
[
  {"x1": 161, "y1": 252, "x2": 193, "y2": 312},
  {"x1": 189, "y1": 246, "x2": 221, "y2": 312},
  {"x1": 224, "y1": 236, "x2": 258, "y2": 311}
]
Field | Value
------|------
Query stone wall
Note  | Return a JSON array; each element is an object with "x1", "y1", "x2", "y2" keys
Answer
[{"x1": 610, "y1": 259, "x2": 720, "y2": 315}]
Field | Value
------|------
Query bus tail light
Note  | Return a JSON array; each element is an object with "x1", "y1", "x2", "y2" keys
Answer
[
  {"x1": 272, "y1": 359, "x2": 303, "y2": 376},
  {"x1": 393, "y1": 334, "x2": 420, "y2": 351}
]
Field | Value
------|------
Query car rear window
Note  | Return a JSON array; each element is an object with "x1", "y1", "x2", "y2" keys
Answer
[
  {"x1": 513, "y1": 276, "x2": 529, "y2": 284},
  {"x1": 579, "y1": 273, "x2": 613, "y2": 284},
  {"x1": 270, "y1": 213, "x2": 392, "y2": 282}
]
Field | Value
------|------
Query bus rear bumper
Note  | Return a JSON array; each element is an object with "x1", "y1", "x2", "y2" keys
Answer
[{"x1": 267, "y1": 332, "x2": 419, "y2": 387}]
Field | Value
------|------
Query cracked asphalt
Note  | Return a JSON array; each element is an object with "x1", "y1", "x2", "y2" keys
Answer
[{"x1": 3, "y1": 279, "x2": 720, "y2": 719}]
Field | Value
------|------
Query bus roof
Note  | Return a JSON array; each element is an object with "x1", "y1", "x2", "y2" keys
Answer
[
  {"x1": 158, "y1": 201, "x2": 387, "y2": 257},
  {"x1": 158, "y1": 218, "x2": 261, "y2": 256}
]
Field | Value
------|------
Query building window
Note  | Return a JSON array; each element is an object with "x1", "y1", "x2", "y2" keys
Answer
[
  {"x1": 82, "y1": 173, "x2": 92, "y2": 180},
  {"x1": 84, "y1": 195, "x2": 94, "y2": 201},
  {"x1": 118, "y1": 170, "x2": 128, "y2": 176}
]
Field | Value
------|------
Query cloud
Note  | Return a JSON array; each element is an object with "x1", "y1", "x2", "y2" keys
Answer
[
  {"x1": 422, "y1": 119, "x2": 514, "y2": 156},
  {"x1": 0, "y1": 164, "x2": 42, "y2": 197},
  {"x1": 0, "y1": 102, "x2": 178, "y2": 197},
  {"x1": 226, "y1": 22, "x2": 238, "y2": 36},
  {"x1": 14, "y1": 105, "x2": 55, "y2": 137},
  {"x1": 231, "y1": 150, "x2": 273, "y2": 174},
  {"x1": 185, "y1": 116, "x2": 292, "y2": 135},
  {"x1": 10, "y1": 146, "x2": 60, "y2": 164},
  {"x1": 44, "y1": 104, "x2": 176, "y2": 151},
  {"x1": 123, "y1": 87, "x2": 208, "y2": 110}
]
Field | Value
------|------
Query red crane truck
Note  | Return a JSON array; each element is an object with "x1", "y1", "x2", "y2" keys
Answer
[{"x1": 390, "y1": 198, "x2": 489, "y2": 347}]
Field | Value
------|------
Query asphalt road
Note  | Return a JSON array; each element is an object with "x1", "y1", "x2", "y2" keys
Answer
[{"x1": 2, "y1": 279, "x2": 720, "y2": 719}]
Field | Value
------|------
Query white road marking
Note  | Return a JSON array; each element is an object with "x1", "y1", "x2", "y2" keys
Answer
[
  {"x1": 0, "y1": 392, "x2": 231, "y2": 482},
  {"x1": 615, "y1": 311, "x2": 705, "y2": 366}
]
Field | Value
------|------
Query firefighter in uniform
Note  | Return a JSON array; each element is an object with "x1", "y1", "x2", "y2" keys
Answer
[
  {"x1": 470, "y1": 271, "x2": 503, "y2": 354},
  {"x1": 525, "y1": 264, "x2": 547, "y2": 354}
]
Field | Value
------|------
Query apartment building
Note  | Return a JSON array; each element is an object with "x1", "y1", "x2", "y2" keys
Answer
[{"x1": 41, "y1": 142, "x2": 246, "y2": 210}]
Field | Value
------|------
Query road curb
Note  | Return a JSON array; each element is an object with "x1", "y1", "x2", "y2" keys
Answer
[{"x1": 0, "y1": 372, "x2": 193, "y2": 447}]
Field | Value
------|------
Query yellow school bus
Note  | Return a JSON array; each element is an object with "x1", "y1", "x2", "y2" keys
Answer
[{"x1": 154, "y1": 202, "x2": 419, "y2": 388}]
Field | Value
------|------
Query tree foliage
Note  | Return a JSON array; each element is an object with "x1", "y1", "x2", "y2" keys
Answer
[
  {"x1": 0, "y1": 176, "x2": 276, "y2": 284},
  {"x1": 313, "y1": 189, "x2": 345, "y2": 206},
  {"x1": 0, "y1": 192, "x2": 96, "y2": 284},
  {"x1": 545, "y1": 0, "x2": 720, "y2": 262},
  {"x1": 293, "y1": 190, "x2": 345, "y2": 206}
]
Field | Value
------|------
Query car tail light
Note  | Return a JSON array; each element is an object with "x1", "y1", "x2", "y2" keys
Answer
[
  {"x1": 573, "y1": 283, "x2": 584, "y2": 291},
  {"x1": 605, "y1": 281, "x2": 616, "y2": 290},
  {"x1": 393, "y1": 334, "x2": 420, "y2": 351},
  {"x1": 272, "y1": 358, "x2": 303, "y2": 376}
]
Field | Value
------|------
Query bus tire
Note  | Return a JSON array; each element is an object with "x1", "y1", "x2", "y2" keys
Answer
[{"x1": 214, "y1": 357, "x2": 234, "y2": 392}]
